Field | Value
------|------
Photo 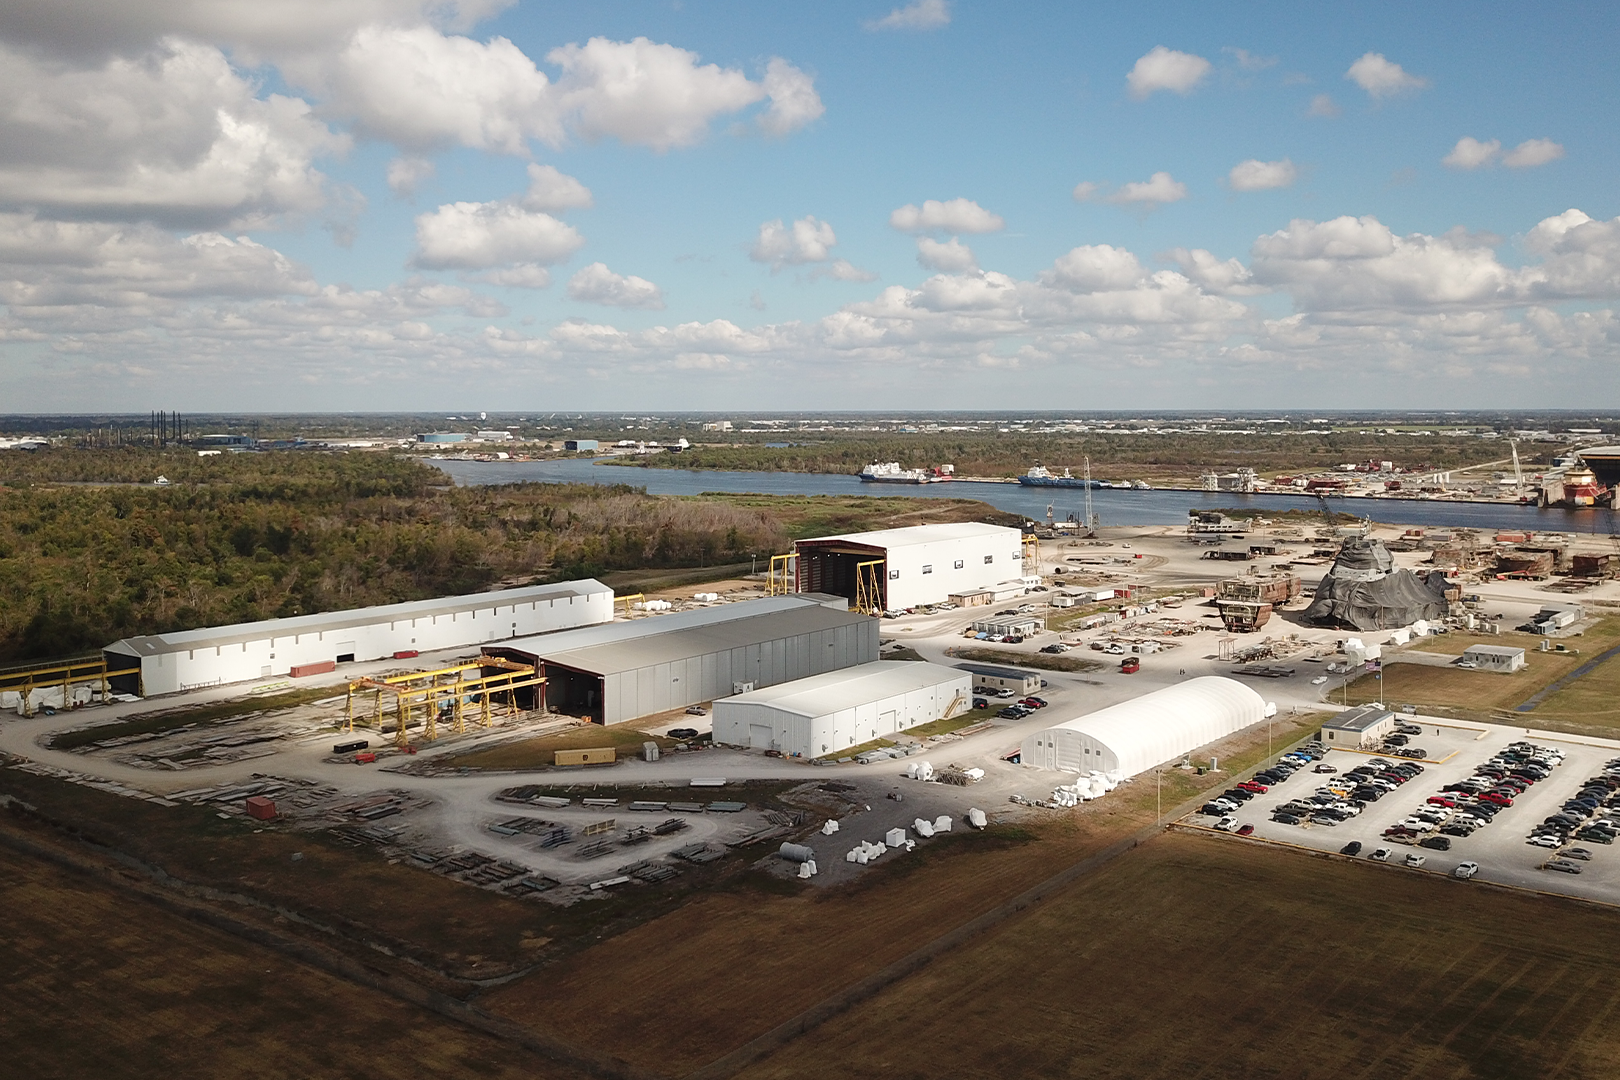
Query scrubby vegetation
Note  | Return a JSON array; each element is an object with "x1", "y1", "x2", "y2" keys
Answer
[{"x1": 0, "y1": 450, "x2": 787, "y2": 661}]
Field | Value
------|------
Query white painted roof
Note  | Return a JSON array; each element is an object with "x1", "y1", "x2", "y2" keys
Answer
[
  {"x1": 719, "y1": 661, "x2": 968, "y2": 719},
  {"x1": 796, "y1": 521, "x2": 1020, "y2": 551},
  {"x1": 1032, "y1": 677, "x2": 1267, "y2": 778}
]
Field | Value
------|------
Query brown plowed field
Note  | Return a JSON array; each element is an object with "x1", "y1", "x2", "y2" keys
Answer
[
  {"x1": 0, "y1": 842, "x2": 588, "y2": 1080},
  {"x1": 737, "y1": 831, "x2": 1620, "y2": 1080}
]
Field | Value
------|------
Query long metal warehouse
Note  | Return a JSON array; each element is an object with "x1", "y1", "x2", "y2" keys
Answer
[
  {"x1": 1021, "y1": 677, "x2": 1273, "y2": 779},
  {"x1": 104, "y1": 579, "x2": 614, "y2": 696},
  {"x1": 489, "y1": 594, "x2": 879, "y2": 725},
  {"x1": 713, "y1": 661, "x2": 971, "y2": 759}
]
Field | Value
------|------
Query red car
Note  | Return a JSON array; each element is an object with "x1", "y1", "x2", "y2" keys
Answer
[
  {"x1": 1019, "y1": 697, "x2": 1048, "y2": 709},
  {"x1": 1237, "y1": 781, "x2": 1269, "y2": 794},
  {"x1": 1481, "y1": 792, "x2": 1514, "y2": 806},
  {"x1": 1236, "y1": 823, "x2": 1255, "y2": 836},
  {"x1": 1427, "y1": 795, "x2": 1457, "y2": 808}
]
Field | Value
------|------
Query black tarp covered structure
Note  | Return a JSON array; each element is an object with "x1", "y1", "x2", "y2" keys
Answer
[{"x1": 1305, "y1": 539, "x2": 1452, "y2": 631}]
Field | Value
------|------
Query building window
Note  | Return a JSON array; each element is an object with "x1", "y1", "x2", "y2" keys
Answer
[
  {"x1": 954, "y1": 559, "x2": 964, "y2": 569},
  {"x1": 888, "y1": 569, "x2": 900, "y2": 580},
  {"x1": 922, "y1": 565, "x2": 933, "y2": 575},
  {"x1": 985, "y1": 555, "x2": 994, "y2": 564}
]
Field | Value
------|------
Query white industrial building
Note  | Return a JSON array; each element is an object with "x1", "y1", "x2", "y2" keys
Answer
[
  {"x1": 1462, "y1": 644, "x2": 1527, "y2": 672},
  {"x1": 1021, "y1": 677, "x2": 1272, "y2": 778},
  {"x1": 489, "y1": 594, "x2": 878, "y2": 725},
  {"x1": 713, "y1": 661, "x2": 971, "y2": 758},
  {"x1": 104, "y1": 580, "x2": 613, "y2": 696},
  {"x1": 1320, "y1": 704, "x2": 1396, "y2": 748},
  {"x1": 793, "y1": 522, "x2": 1026, "y2": 612}
]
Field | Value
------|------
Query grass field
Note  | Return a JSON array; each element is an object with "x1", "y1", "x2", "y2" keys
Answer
[
  {"x1": 736, "y1": 831, "x2": 1620, "y2": 1080},
  {"x1": 1341, "y1": 622, "x2": 1620, "y2": 727},
  {"x1": 0, "y1": 839, "x2": 585, "y2": 1080}
]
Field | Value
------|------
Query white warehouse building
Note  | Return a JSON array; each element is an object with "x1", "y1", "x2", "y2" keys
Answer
[
  {"x1": 104, "y1": 579, "x2": 614, "y2": 696},
  {"x1": 793, "y1": 522, "x2": 1026, "y2": 612},
  {"x1": 713, "y1": 661, "x2": 971, "y2": 759},
  {"x1": 1021, "y1": 677, "x2": 1273, "y2": 779}
]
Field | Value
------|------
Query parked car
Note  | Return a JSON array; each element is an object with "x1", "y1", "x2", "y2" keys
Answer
[
  {"x1": 1543, "y1": 859, "x2": 1583, "y2": 874},
  {"x1": 1236, "y1": 824, "x2": 1255, "y2": 836},
  {"x1": 1215, "y1": 816, "x2": 1239, "y2": 832},
  {"x1": 1563, "y1": 847, "x2": 1594, "y2": 861},
  {"x1": 1420, "y1": 835, "x2": 1452, "y2": 851},
  {"x1": 1340, "y1": 841, "x2": 1363, "y2": 856},
  {"x1": 1369, "y1": 847, "x2": 1391, "y2": 861},
  {"x1": 1313, "y1": 764, "x2": 1338, "y2": 774},
  {"x1": 1453, "y1": 861, "x2": 1480, "y2": 879},
  {"x1": 1404, "y1": 853, "x2": 1427, "y2": 868},
  {"x1": 684, "y1": 706, "x2": 707, "y2": 715},
  {"x1": 1272, "y1": 813, "x2": 1302, "y2": 825}
]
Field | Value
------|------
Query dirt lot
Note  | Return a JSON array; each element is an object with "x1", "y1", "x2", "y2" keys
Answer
[
  {"x1": 737, "y1": 830, "x2": 1620, "y2": 1080},
  {"x1": 444, "y1": 721, "x2": 677, "y2": 770},
  {"x1": 479, "y1": 712, "x2": 1324, "y2": 1076},
  {"x1": 0, "y1": 839, "x2": 587, "y2": 1080}
]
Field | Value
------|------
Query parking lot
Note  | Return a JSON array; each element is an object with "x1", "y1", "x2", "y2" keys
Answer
[{"x1": 1183, "y1": 717, "x2": 1620, "y2": 904}]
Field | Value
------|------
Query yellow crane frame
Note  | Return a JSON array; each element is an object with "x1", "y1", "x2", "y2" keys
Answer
[
  {"x1": 1022, "y1": 534, "x2": 1041, "y2": 574},
  {"x1": 766, "y1": 553, "x2": 797, "y2": 596},
  {"x1": 617, "y1": 593, "x2": 645, "y2": 616},
  {"x1": 0, "y1": 656, "x2": 110, "y2": 717},
  {"x1": 853, "y1": 558, "x2": 886, "y2": 616},
  {"x1": 343, "y1": 655, "x2": 546, "y2": 747}
]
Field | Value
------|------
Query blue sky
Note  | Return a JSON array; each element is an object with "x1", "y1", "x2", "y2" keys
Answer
[{"x1": 1, "y1": 0, "x2": 1616, "y2": 410}]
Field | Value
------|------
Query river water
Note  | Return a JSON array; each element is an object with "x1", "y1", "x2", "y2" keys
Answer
[{"x1": 430, "y1": 457, "x2": 1620, "y2": 535}]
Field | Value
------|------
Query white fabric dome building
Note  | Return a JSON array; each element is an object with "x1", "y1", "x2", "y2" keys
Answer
[{"x1": 1022, "y1": 676, "x2": 1273, "y2": 779}]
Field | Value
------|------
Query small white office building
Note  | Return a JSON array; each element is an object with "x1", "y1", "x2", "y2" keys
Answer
[
  {"x1": 794, "y1": 522, "x2": 1026, "y2": 612},
  {"x1": 713, "y1": 661, "x2": 971, "y2": 759},
  {"x1": 1462, "y1": 644, "x2": 1527, "y2": 673}
]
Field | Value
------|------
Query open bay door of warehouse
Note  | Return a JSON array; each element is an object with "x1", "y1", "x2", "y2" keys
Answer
[{"x1": 749, "y1": 724, "x2": 774, "y2": 749}]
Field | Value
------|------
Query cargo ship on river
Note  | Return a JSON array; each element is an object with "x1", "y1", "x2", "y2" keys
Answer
[{"x1": 858, "y1": 462, "x2": 955, "y2": 484}]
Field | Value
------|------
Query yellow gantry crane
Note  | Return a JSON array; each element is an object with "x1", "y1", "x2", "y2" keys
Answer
[
  {"x1": 766, "y1": 553, "x2": 797, "y2": 596},
  {"x1": 0, "y1": 656, "x2": 110, "y2": 717},
  {"x1": 853, "y1": 558, "x2": 886, "y2": 616},
  {"x1": 343, "y1": 655, "x2": 546, "y2": 748}
]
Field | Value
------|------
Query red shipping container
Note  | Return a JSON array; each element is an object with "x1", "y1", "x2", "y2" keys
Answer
[
  {"x1": 289, "y1": 660, "x2": 336, "y2": 678},
  {"x1": 393, "y1": 650, "x2": 420, "y2": 659},
  {"x1": 245, "y1": 796, "x2": 277, "y2": 820}
]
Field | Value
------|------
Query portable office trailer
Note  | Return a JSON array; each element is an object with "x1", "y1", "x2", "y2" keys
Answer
[
  {"x1": 955, "y1": 663, "x2": 1042, "y2": 697},
  {"x1": 794, "y1": 522, "x2": 1025, "y2": 612},
  {"x1": 1320, "y1": 704, "x2": 1396, "y2": 748},
  {"x1": 713, "y1": 661, "x2": 971, "y2": 758},
  {"x1": 489, "y1": 595, "x2": 879, "y2": 725},
  {"x1": 1462, "y1": 644, "x2": 1526, "y2": 672},
  {"x1": 102, "y1": 580, "x2": 613, "y2": 697}
]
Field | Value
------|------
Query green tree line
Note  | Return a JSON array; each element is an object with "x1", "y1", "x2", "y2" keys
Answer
[{"x1": 0, "y1": 451, "x2": 787, "y2": 662}]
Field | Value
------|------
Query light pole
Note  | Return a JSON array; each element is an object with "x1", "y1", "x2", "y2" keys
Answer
[{"x1": 1156, "y1": 768, "x2": 1162, "y2": 825}]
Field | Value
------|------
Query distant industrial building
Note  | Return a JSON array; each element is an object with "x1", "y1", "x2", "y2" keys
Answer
[
  {"x1": 104, "y1": 580, "x2": 613, "y2": 697},
  {"x1": 193, "y1": 434, "x2": 256, "y2": 449},
  {"x1": 1022, "y1": 677, "x2": 1271, "y2": 777},
  {"x1": 488, "y1": 595, "x2": 878, "y2": 725},
  {"x1": 474, "y1": 430, "x2": 514, "y2": 442},
  {"x1": 794, "y1": 522, "x2": 1025, "y2": 612},
  {"x1": 416, "y1": 432, "x2": 468, "y2": 444},
  {"x1": 713, "y1": 661, "x2": 970, "y2": 758},
  {"x1": 564, "y1": 439, "x2": 599, "y2": 451},
  {"x1": 1319, "y1": 704, "x2": 1396, "y2": 748},
  {"x1": 1463, "y1": 644, "x2": 1526, "y2": 672}
]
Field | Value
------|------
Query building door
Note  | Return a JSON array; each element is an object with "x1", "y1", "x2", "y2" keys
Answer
[
  {"x1": 879, "y1": 710, "x2": 898, "y2": 734},
  {"x1": 749, "y1": 724, "x2": 774, "y2": 750},
  {"x1": 335, "y1": 641, "x2": 356, "y2": 662}
]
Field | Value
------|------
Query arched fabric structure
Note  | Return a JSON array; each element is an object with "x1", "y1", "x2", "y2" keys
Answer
[{"x1": 1021, "y1": 676, "x2": 1269, "y2": 778}]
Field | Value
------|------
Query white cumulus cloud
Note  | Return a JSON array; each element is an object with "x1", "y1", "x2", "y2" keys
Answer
[
  {"x1": 823, "y1": 260, "x2": 879, "y2": 283},
  {"x1": 916, "y1": 237, "x2": 977, "y2": 272},
  {"x1": 864, "y1": 0, "x2": 951, "y2": 31},
  {"x1": 1443, "y1": 137, "x2": 1502, "y2": 170},
  {"x1": 387, "y1": 156, "x2": 435, "y2": 196},
  {"x1": 1166, "y1": 248, "x2": 1256, "y2": 294},
  {"x1": 0, "y1": 39, "x2": 345, "y2": 228},
  {"x1": 521, "y1": 163, "x2": 593, "y2": 211},
  {"x1": 889, "y1": 198, "x2": 1004, "y2": 234},
  {"x1": 413, "y1": 200, "x2": 583, "y2": 271},
  {"x1": 1345, "y1": 52, "x2": 1427, "y2": 98},
  {"x1": 1110, "y1": 172, "x2": 1188, "y2": 206},
  {"x1": 757, "y1": 57, "x2": 825, "y2": 136},
  {"x1": 567, "y1": 262, "x2": 665, "y2": 309},
  {"x1": 1126, "y1": 46, "x2": 1212, "y2": 99},
  {"x1": 1504, "y1": 138, "x2": 1565, "y2": 168},
  {"x1": 751, "y1": 216, "x2": 838, "y2": 268},
  {"x1": 1308, "y1": 94, "x2": 1340, "y2": 118},
  {"x1": 1228, "y1": 159, "x2": 1297, "y2": 191}
]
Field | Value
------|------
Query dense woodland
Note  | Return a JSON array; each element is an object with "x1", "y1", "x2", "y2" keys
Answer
[
  {"x1": 0, "y1": 450, "x2": 787, "y2": 662},
  {"x1": 609, "y1": 430, "x2": 1533, "y2": 480}
]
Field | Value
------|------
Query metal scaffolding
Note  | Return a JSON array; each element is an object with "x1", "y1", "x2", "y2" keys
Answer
[
  {"x1": 853, "y1": 558, "x2": 886, "y2": 616},
  {"x1": 343, "y1": 655, "x2": 546, "y2": 747},
  {"x1": 766, "y1": 553, "x2": 797, "y2": 596},
  {"x1": 0, "y1": 656, "x2": 110, "y2": 717}
]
